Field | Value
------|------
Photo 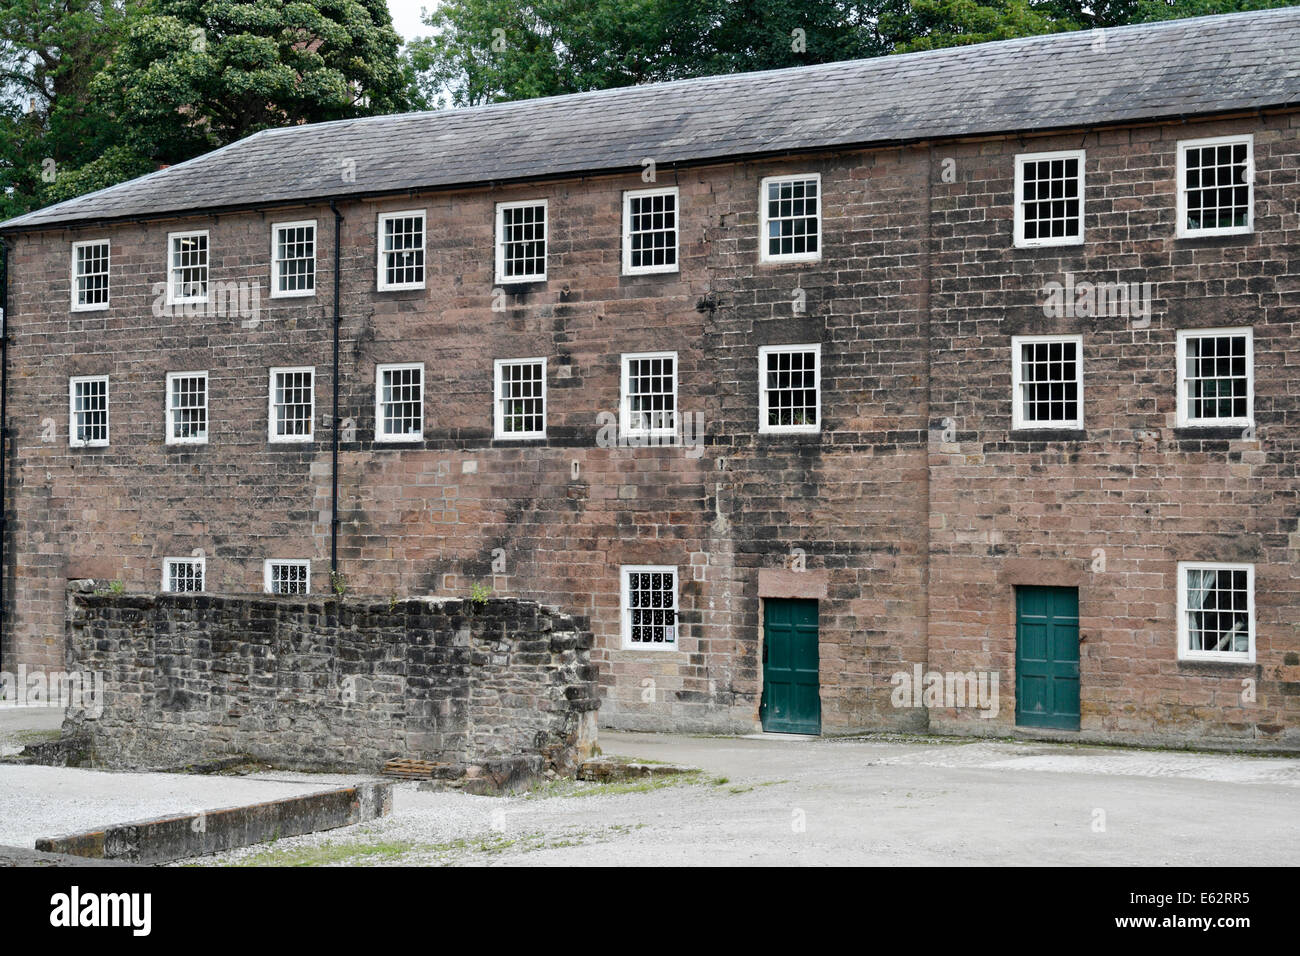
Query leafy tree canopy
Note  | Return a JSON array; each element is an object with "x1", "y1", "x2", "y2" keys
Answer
[
  {"x1": 93, "y1": 0, "x2": 413, "y2": 164},
  {"x1": 413, "y1": 0, "x2": 1298, "y2": 104}
]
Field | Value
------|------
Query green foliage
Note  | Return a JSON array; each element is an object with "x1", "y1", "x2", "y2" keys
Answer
[
  {"x1": 470, "y1": 582, "x2": 492, "y2": 605},
  {"x1": 881, "y1": 0, "x2": 1067, "y2": 51},
  {"x1": 1128, "y1": 0, "x2": 1295, "y2": 21},
  {"x1": 92, "y1": 0, "x2": 413, "y2": 166},
  {"x1": 412, "y1": 0, "x2": 1295, "y2": 104},
  {"x1": 41, "y1": 146, "x2": 156, "y2": 204},
  {"x1": 410, "y1": 0, "x2": 891, "y2": 107},
  {"x1": 0, "y1": 0, "x2": 417, "y2": 216},
  {"x1": 0, "y1": 0, "x2": 134, "y2": 217}
]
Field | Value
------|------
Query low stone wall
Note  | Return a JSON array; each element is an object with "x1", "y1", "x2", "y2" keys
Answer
[
  {"x1": 36, "y1": 782, "x2": 393, "y2": 863},
  {"x1": 63, "y1": 586, "x2": 600, "y2": 776}
]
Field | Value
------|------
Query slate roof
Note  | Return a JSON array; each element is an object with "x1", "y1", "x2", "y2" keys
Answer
[{"x1": 5, "y1": 8, "x2": 1299, "y2": 233}]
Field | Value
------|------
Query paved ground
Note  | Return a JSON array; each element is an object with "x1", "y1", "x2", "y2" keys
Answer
[
  {"x1": 0, "y1": 705, "x2": 63, "y2": 757},
  {"x1": 200, "y1": 731, "x2": 1300, "y2": 866},
  {"x1": 3, "y1": 712, "x2": 1297, "y2": 865},
  {"x1": 0, "y1": 764, "x2": 372, "y2": 848}
]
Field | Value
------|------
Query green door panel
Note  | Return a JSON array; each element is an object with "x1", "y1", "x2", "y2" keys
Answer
[
  {"x1": 761, "y1": 598, "x2": 821, "y2": 734},
  {"x1": 1015, "y1": 586, "x2": 1081, "y2": 730}
]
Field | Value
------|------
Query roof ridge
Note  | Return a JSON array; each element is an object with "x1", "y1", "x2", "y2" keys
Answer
[
  {"x1": 4, "y1": 8, "x2": 1296, "y2": 233},
  {"x1": 259, "y1": 8, "x2": 1294, "y2": 135}
]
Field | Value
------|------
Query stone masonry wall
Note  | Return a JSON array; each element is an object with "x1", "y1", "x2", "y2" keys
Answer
[
  {"x1": 926, "y1": 113, "x2": 1300, "y2": 748},
  {"x1": 3, "y1": 149, "x2": 931, "y2": 735},
  {"x1": 4, "y1": 107, "x2": 1298, "y2": 747},
  {"x1": 63, "y1": 587, "x2": 600, "y2": 773}
]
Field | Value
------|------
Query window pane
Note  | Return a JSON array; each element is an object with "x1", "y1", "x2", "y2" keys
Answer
[
  {"x1": 1186, "y1": 567, "x2": 1250, "y2": 654},
  {"x1": 497, "y1": 360, "x2": 545, "y2": 436},
  {"x1": 1020, "y1": 155, "x2": 1082, "y2": 241},
  {"x1": 1184, "y1": 140, "x2": 1251, "y2": 231},
  {"x1": 1185, "y1": 334, "x2": 1248, "y2": 421},
  {"x1": 383, "y1": 216, "x2": 424, "y2": 286},
  {"x1": 275, "y1": 225, "x2": 315, "y2": 293},
  {"x1": 625, "y1": 356, "x2": 675, "y2": 433},
  {"x1": 764, "y1": 349, "x2": 818, "y2": 428},
  {"x1": 170, "y1": 234, "x2": 208, "y2": 300},
  {"x1": 380, "y1": 366, "x2": 422, "y2": 437},
  {"x1": 1018, "y1": 339, "x2": 1080, "y2": 425},
  {"x1": 169, "y1": 375, "x2": 207, "y2": 439},
  {"x1": 628, "y1": 192, "x2": 677, "y2": 270},
  {"x1": 74, "y1": 243, "x2": 110, "y2": 307},
  {"x1": 273, "y1": 370, "x2": 314, "y2": 437},
  {"x1": 500, "y1": 203, "x2": 547, "y2": 279},
  {"x1": 765, "y1": 178, "x2": 819, "y2": 258},
  {"x1": 627, "y1": 569, "x2": 676, "y2": 644}
]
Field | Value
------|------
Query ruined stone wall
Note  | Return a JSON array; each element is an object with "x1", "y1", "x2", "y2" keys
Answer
[{"x1": 64, "y1": 587, "x2": 600, "y2": 774}]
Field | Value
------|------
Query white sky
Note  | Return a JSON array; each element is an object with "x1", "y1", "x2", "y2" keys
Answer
[{"x1": 387, "y1": 0, "x2": 438, "y2": 45}]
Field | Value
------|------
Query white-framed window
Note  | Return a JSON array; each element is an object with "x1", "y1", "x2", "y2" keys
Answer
[
  {"x1": 167, "y1": 231, "x2": 209, "y2": 304},
  {"x1": 162, "y1": 556, "x2": 205, "y2": 593},
  {"x1": 1177, "y1": 561, "x2": 1254, "y2": 663},
  {"x1": 759, "y1": 174, "x2": 820, "y2": 263},
  {"x1": 620, "y1": 565, "x2": 678, "y2": 649},
  {"x1": 71, "y1": 239, "x2": 110, "y2": 311},
  {"x1": 68, "y1": 375, "x2": 109, "y2": 448},
  {"x1": 375, "y1": 362, "x2": 424, "y2": 442},
  {"x1": 376, "y1": 210, "x2": 425, "y2": 290},
  {"x1": 1175, "y1": 328, "x2": 1253, "y2": 428},
  {"x1": 165, "y1": 371, "x2": 209, "y2": 445},
  {"x1": 1177, "y1": 135, "x2": 1253, "y2": 238},
  {"x1": 265, "y1": 559, "x2": 310, "y2": 595},
  {"x1": 271, "y1": 220, "x2": 316, "y2": 297},
  {"x1": 495, "y1": 200, "x2": 547, "y2": 283},
  {"x1": 759, "y1": 344, "x2": 820, "y2": 434},
  {"x1": 493, "y1": 358, "x2": 546, "y2": 440},
  {"x1": 620, "y1": 351, "x2": 677, "y2": 440},
  {"x1": 269, "y1": 366, "x2": 315, "y2": 442},
  {"x1": 1014, "y1": 150, "x2": 1085, "y2": 248},
  {"x1": 623, "y1": 187, "x2": 678, "y2": 274},
  {"x1": 1011, "y1": 334, "x2": 1084, "y2": 430}
]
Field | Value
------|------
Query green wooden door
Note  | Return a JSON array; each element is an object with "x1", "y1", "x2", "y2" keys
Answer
[
  {"x1": 761, "y1": 599, "x2": 821, "y2": 734},
  {"x1": 1015, "y1": 586, "x2": 1080, "y2": 730}
]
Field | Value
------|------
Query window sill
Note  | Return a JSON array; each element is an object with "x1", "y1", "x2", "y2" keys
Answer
[
  {"x1": 1009, "y1": 428, "x2": 1086, "y2": 441},
  {"x1": 1173, "y1": 230, "x2": 1253, "y2": 243},
  {"x1": 1013, "y1": 238, "x2": 1085, "y2": 251},
  {"x1": 1172, "y1": 425, "x2": 1253, "y2": 441},
  {"x1": 756, "y1": 256, "x2": 821, "y2": 268},
  {"x1": 620, "y1": 268, "x2": 679, "y2": 280},
  {"x1": 1176, "y1": 658, "x2": 1258, "y2": 674}
]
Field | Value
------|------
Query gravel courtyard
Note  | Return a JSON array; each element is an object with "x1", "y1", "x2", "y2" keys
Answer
[
  {"x1": 200, "y1": 731, "x2": 1300, "y2": 866},
  {"x1": 4, "y1": 707, "x2": 1297, "y2": 866}
]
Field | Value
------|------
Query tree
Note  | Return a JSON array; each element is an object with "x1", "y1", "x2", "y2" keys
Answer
[
  {"x1": 1129, "y1": 0, "x2": 1295, "y2": 21},
  {"x1": 91, "y1": 0, "x2": 413, "y2": 167},
  {"x1": 879, "y1": 0, "x2": 1069, "y2": 52},
  {"x1": 410, "y1": 0, "x2": 891, "y2": 107},
  {"x1": 0, "y1": 0, "x2": 137, "y2": 219}
]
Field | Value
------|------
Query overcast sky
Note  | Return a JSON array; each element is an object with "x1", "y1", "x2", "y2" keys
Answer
[{"x1": 387, "y1": 0, "x2": 437, "y2": 45}]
